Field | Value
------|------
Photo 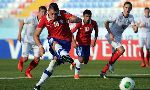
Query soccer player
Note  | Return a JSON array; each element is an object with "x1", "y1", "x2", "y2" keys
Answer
[
  {"x1": 33, "y1": 3, "x2": 81, "y2": 90},
  {"x1": 137, "y1": 7, "x2": 150, "y2": 67},
  {"x1": 70, "y1": 9, "x2": 98, "y2": 79},
  {"x1": 17, "y1": 6, "x2": 47, "y2": 78},
  {"x1": 100, "y1": 1, "x2": 138, "y2": 78}
]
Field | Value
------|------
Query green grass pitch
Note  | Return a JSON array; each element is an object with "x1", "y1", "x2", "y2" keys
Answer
[{"x1": 0, "y1": 60, "x2": 150, "y2": 90}]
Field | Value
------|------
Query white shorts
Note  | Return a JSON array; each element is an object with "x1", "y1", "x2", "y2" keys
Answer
[
  {"x1": 139, "y1": 35, "x2": 150, "y2": 49},
  {"x1": 105, "y1": 34, "x2": 122, "y2": 50},
  {"x1": 21, "y1": 42, "x2": 40, "y2": 57}
]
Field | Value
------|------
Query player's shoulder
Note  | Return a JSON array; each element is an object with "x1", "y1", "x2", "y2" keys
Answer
[
  {"x1": 91, "y1": 19, "x2": 97, "y2": 25},
  {"x1": 28, "y1": 14, "x2": 37, "y2": 19},
  {"x1": 91, "y1": 19, "x2": 97, "y2": 23},
  {"x1": 60, "y1": 10, "x2": 66, "y2": 12},
  {"x1": 40, "y1": 15, "x2": 47, "y2": 20},
  {"x1": 128, "y1": 14, "x2": 134, "y2": 18}
]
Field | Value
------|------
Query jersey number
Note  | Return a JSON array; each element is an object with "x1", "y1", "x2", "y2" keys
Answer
[
  {"x1": 54, "y1": 21, "x2": 59, "y2": 27},
  {"x1": 85, "y1": 27, "x2": 90, "y2": 32}
]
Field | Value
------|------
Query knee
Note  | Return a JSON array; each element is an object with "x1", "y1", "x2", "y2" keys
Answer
[
  {"x1": 22, "y1": 57, "x2": 28, "y2": 62},
  {"x1": 117, "y1": 46, "x2": 125, "y2": 54},
  {"x1": 83, "y1": 58, "x2": 89, "y2": 64},
  {"x1": 78, "y1": 57, "x2": 84, "y2": 63},
  {"x1": 34, "y1": 57, "x2": 40, "y2": 62}
]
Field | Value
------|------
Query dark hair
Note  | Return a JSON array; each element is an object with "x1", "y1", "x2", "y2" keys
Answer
[
  {"x1": 48, "y1": 3, "x2": 59, "y2": 11},
  {"x1": 144, "y1": 7, "x2": 149, "y2": 10},
  {"x1": 83, "y1": 9, "x2": 92, "y2": 16},
  {"x1": 124, "y1": 1, "x2": 132, "y2": 7},
  {"x1": 39, "y1": 6, "x2": 47, "y2": 11}
]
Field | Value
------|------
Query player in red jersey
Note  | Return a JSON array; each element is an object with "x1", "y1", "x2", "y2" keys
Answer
[
  {"x1": 70, "y1": 9, "x2": 98, "y2": 79},
  {"x1": 34, "y1": 3, "x2": 81, "y2": 90}
]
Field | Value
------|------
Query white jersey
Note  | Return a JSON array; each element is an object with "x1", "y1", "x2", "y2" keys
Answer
[
  {"x1": 108, "y1": 13, "x2": 135, "y2": 37},
  {"x1": 138, "y1": 16, "x2": 150, "y2": 37},
  {"x1": 105, "y1": 13, "x2": 135, "y2": 50},
  {"x1": 23, "y1": 14, "x2": 39, "y2": 44}
]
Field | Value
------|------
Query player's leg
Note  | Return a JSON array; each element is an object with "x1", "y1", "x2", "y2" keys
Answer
[
  {"x1": 139, "y1": 37, "x2": 145, "y2": 67},
  {"x1": 83, "y1": 45, "x2": 90, "y2": 64},
  {"x1": 101, "y1": 46, "x2": 125, "y2": 76},
  {"x1": 146, "y1": 36, "x2": 150, "y2": 67},
  {"x1": 73, "y1": 58, "x2": 81, "y2": 79},
  {"x1": 48, "y1": 38, "x2": 74, "y2": 64},
  {"x1": 25, "y1": 45, "x2": 40, "y2": 78},
  {"x1": 18, "y1": 42, "x2": 30, "y2": 72},
  {"x1": 72, "y1": 46, "x2": 83, "y2": 79},
  {"x1": 53, "y1": 41, "x2": 74, "y2": 64},
  {"x1": 145, "y1": 49, "x2": 149, "y2": 67},
  {"x1": 34, "y1": 58, "x2": 58, "y2": 90},
  {"x1": 100, "y1": 36, "x2": 124, "y2": 78}
]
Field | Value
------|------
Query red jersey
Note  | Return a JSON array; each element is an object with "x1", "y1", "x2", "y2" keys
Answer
[
  {"x1": 72, "y1": 20, "x2": 98, "y2": 45},
  {"x1": 37, "y1": 10, "x2": 73, "y2": 41}
]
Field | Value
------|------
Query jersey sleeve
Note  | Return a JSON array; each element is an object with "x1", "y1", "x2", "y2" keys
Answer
[
  {"x1": 63, "y1": 10, "x2": 74, "y2": 19},
  {"x1": 130, "y1": 16, "x2": 136, "y2": 26},
  {"x1": 24, "y1": 15, "x2": 34, "y2": 24},
  {"x1": 37, "y1": 16, "x2": 46, "y2": 29},
  {"x1": 71, "y1": 23, "x2": 81, "y2": 33},
  {"x1": 93, "y1": 21, "x2": 98, "y2": 32},
  {"x1": 107, "y1": 16, "x2": 116, "y2": 23},
  {"x1": 93, "y1": 21, "x2": 98, "y2": 37}
]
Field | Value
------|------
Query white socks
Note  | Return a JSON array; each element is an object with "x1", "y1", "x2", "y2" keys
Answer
[
  {"x1": 74, "y1": 59, "x2": 81, "y2": 75},
  {"x1": 36, "y1": 60, "x2": 57, "y2": 86}
]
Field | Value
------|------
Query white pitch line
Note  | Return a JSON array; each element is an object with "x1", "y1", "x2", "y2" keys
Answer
[
  {"x1": 0, "y1": 74, "x2": 150, "y2": 80},
  {"x1": 0, "y1": 77, "x2": 28, "y2": 80}
]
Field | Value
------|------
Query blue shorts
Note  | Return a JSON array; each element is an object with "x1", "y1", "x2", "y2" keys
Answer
[
  {"x1": 48, "y1": 37, "x2": 71, "y2": 59},
  {"x1": 76, "y1": 45, "x2": 90, "y2": 59}
]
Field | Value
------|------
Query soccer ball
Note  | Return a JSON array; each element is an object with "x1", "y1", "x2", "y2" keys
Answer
[{"x1": 119, "y1": 77, "x2": 135, "y2": 90}]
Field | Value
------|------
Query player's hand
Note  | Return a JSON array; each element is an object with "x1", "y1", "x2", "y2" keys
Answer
[
  {"x1": 39, "y1": 45, "x2": 45, "y2": 57},
  {"x1": 17, "y1": 34, "x2": 22, "y2": 42},
  {"x1": 73, "y1": 42, "x2": 78, "y2": 48},
  {"x1": 91, "y1": 42, "x2": 96, "y2": 47},
  {"x1": 109, "y1": 33, "x2": 115, "y2": 41}
]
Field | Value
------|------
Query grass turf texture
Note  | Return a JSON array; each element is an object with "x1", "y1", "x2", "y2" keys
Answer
[{"x1": 0, "y1": 60, "x2": 150, "y2": 90}]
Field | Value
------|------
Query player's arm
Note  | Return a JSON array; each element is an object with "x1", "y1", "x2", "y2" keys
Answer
[
  {"x1": 131, "y1": 17, "x2": 138, "y2": 33},
  {"x1": 69, "y1": 16, "x2": 81, "y2": 23},
  {"x1": 34, "y1": 16, "x2": 46, "y2": 57},
  {"x1": 34, "y1": 28, "x2": 45, "y2": 57},
  {"x1": 71, "y1": 23, "x2": 80, "y2": 33},
  {"x1": 71, "y1": 23, "x2": 80, "y2": 48},
  {"x1": 17, "y1": 20, "x2": 24, "y2": 42},
  {"x1": 72, "y1": 35, "x2": 77, "y2": 48},
  {"x1": 136, "y1": 19, "x2": 145, "y2": 28},
  {"x1": 137, "y1": 23, "x2": 145, "y2": 28},
  {"x1": 104, "y1": 20, "x2": 114, "y2": 41},
  {"x1": 132, "y1": 25, "x2": 138, "y2": 33},
  {"x1": 92, "y1": 22, "x2": 98, "y2": 47},
  {"x1": 63, "y1": 10, "x2": 81, "y2": 23}
]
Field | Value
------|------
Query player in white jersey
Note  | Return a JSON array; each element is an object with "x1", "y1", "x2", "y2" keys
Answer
[
  {"x1": 137, "y1": 7, "x2": 150, "y2": 67},
  {"x1": 100, "y1": 1, "x2": 138, "y2": 78},
  {"x1": 17, "y1": 6, "x2": 47, "y2": 78}
]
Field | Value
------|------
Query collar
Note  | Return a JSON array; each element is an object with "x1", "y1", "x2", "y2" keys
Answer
[
  {"x1": 122, "y1": 12, "x2": 129, "y2": 18},
  {"x1": 82, "y1": 20, "x2": 91, "y2": 25},
  {"x1": 46, "y1": 14, "x2": 52, "y2": 22}
]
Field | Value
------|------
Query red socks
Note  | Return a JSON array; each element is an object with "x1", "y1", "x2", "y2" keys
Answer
[
  {"x1": 140, "y1": 49, "x2": 145, "y2": 64},
  {"x1": 102, "y1": 50, "x2": 123, "y2": 73},
  {"x1": 26, "y1": 59, "x2": 39, "y2": 72},
  {"x1": 146, "y1": 50, "x2": 149, "y2": 66},
  {"x1": 109, "y1": 50, "x2": 123, "y2": 65}
]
